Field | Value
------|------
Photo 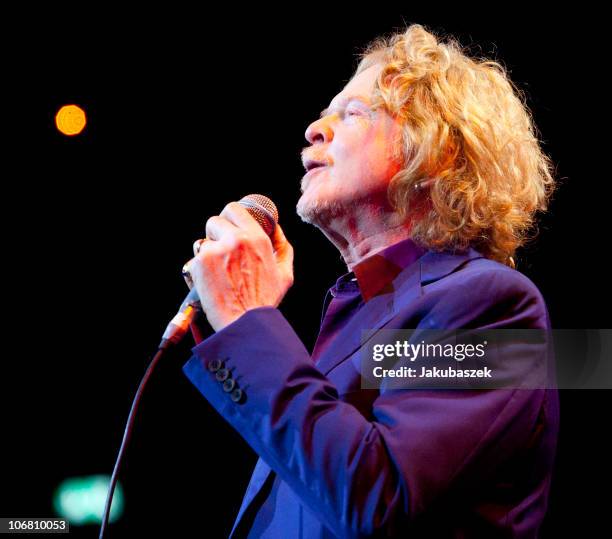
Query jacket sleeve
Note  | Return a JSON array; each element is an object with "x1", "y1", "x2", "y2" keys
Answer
[{"x1": 182, "y1": 269, "x2": 552, "y2": 537}]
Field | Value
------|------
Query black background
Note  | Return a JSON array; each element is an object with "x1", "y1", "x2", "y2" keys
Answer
[{"x1": 5, "y1": 7, "x2": 611, "y2": 537}]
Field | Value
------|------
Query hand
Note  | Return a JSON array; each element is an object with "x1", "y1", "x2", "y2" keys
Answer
[{"x1": 183, "y1": 202, "x2": 294, "y2": 331}]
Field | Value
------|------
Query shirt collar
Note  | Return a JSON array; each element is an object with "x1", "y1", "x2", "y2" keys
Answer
[{"x1": 331, "y1": 237, "x2": 427, "y2": 303}]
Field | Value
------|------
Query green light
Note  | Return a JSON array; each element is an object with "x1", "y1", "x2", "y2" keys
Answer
[{"x1": 53, "y1": 475, "x2": 124, "y2": 526}]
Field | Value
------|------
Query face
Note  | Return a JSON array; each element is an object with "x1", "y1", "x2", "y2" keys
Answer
[{"x1": 297, "y1": 64, "x2": 403, "y2": 227}]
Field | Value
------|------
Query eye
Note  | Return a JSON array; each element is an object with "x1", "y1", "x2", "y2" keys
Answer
[{"x1": 345, "y1": 108, "x2": 362, "y2": 117}]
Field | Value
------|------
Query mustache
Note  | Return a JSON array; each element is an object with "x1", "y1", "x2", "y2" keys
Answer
[{"x1": 300, "y1": 146, "x2": 331, "y2": 167}]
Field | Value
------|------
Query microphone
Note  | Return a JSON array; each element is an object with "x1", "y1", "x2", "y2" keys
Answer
[
  {"x1": 160, "y1": 194, "x2": 279, "y2": 348},
  {"x1": 100, "y1": 195, "x2": 278, "y2": 538}
]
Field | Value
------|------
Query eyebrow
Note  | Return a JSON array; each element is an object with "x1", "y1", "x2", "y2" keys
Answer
[{"x1": 319, "y1": 95, "x2": 371, "y2": 118}]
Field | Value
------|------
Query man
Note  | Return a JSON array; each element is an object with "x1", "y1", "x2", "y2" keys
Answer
[{"x1": 181, "y1": 24, "x2": 558, "y2": 537}]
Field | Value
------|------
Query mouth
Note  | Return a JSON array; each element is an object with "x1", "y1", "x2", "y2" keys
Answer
[
  {"x1": 300, "y1": 164, "x2": 328, "y2": 193},
  {"x1": 303, "y1": 158, "x2": 329, "y2": 173}
]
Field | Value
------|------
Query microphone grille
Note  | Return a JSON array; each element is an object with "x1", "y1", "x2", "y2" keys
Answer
[{"x1": 238, "y1": 194, "x2": 279, "y2": 237}]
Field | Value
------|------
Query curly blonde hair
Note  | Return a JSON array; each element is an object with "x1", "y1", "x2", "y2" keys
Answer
[{"x1": 357, "y1": 24, "x2": 555, "y2": 265}]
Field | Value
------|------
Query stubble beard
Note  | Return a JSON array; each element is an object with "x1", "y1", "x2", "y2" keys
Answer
[{"x1": 295, "y1": 191, "x2": 348, "y2": 227}]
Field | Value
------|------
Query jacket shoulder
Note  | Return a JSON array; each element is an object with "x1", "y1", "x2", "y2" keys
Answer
[
  {"x1": 420, "y1": 255, "x2": 550, "y2": 329},
  {"x1": 455, "y1": 257, "x2": 543, "y2": 295}
]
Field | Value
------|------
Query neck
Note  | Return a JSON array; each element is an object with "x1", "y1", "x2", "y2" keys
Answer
[{"x1": 316, "y1": 207, "x2": 413, "y2": 270}]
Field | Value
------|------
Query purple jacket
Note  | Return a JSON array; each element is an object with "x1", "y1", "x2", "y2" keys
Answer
[{"x1": 183, "y1": 244, "x2": 559, "y2": 538}]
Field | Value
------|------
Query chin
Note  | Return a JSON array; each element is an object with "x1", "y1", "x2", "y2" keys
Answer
[{"x1": 296, "y1": 191, "x2": 346, "y2": 226}]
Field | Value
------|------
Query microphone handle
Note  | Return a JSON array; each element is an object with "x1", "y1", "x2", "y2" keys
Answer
[{"x1": 160, "y1": 287, "x2": 201, "y2": 348}]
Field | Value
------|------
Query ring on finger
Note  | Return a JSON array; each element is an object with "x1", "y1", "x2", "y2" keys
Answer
[{"x1": 193, "y1": 237, "x2": 208, "y2": 255}]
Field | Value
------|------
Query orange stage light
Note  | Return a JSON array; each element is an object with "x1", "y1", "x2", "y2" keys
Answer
[{"x1": 55, "y1": 104, "x2": 87, "y2": 136}]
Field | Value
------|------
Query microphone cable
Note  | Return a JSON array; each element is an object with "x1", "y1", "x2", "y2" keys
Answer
[{"x1": 98, "y1": 337, "x2": 174, "y2": 538}]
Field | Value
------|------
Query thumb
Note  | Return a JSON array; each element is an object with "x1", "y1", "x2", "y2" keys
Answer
[{"x1": 271, "y1": 222, "x2": 294, "y2": 268}]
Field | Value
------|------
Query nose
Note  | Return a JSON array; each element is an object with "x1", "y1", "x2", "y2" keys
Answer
[{"x1": 305, "y1": 116, "x2": 334, "y2": 145}]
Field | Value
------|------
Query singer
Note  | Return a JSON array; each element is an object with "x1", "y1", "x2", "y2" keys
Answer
[{"x1": 181, "y1": 25, "x2": 558, "y2": 538}]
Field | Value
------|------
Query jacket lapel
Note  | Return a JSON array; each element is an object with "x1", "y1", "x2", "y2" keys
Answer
[{"x1": 313, "y1": 259, "x2": 422, "y2": 376}]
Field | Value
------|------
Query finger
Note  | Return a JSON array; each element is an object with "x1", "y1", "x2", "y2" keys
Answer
[
  {"x1": 220, "y1": 202, "x2": 267, "y2": 238},
  {"x1": 205, "y1": 215, "x2": 240, "y2": 242},
  {"x1": 271, "y1": 222, "x2": 294, "y2": 267}
]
